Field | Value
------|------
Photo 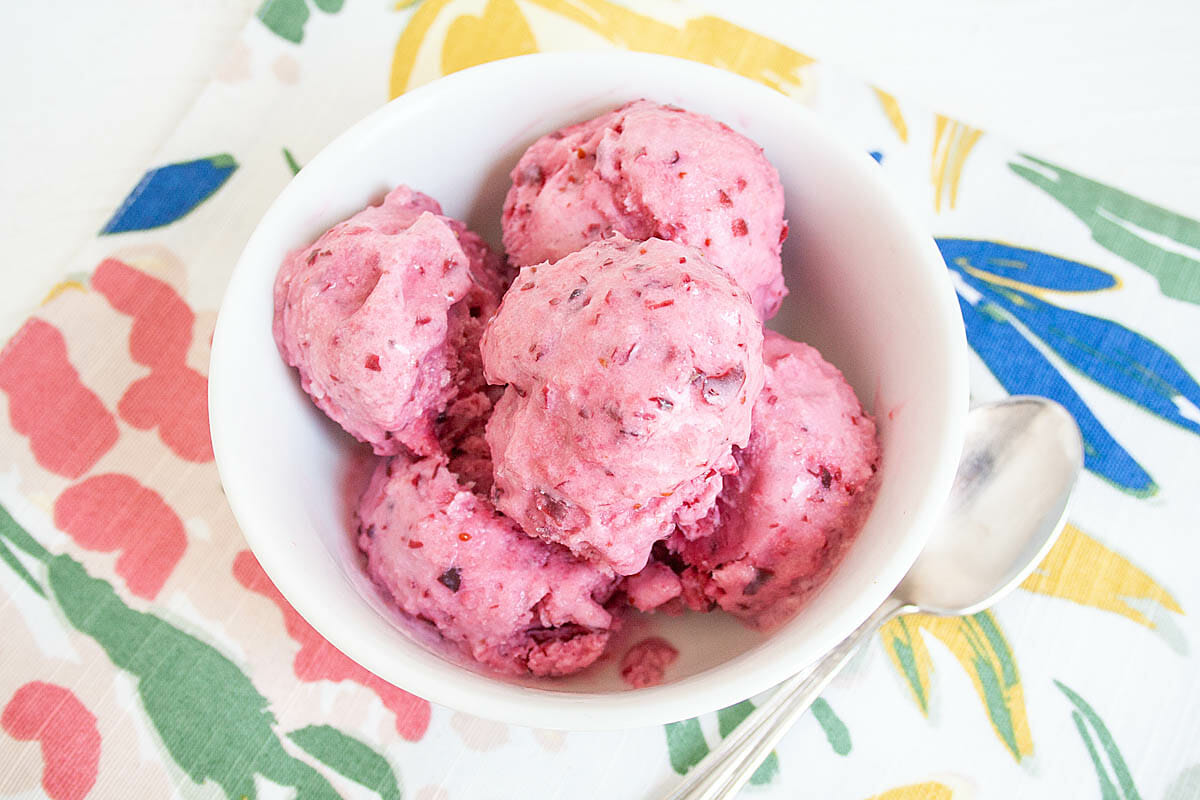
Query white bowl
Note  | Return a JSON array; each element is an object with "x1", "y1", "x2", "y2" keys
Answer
[{"x1": 210, "y1": 51, "x2": 968, "y2": 730}]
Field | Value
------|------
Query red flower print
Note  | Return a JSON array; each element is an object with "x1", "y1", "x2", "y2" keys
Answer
[
  {"x1": 2, "y1": 682, "x2": 101, "y2": 800},
  {"x1": 0, "y1": 318, "x2": 118, "y2": 478},
  {"x1": 91, "y1": 258, "x2": 213, "y2": 462},
  {"x1": 54, "y1": 473, "x2": 187, "y2": 599}
]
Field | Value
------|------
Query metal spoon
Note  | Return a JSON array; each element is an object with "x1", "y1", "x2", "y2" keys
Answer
[{"x1": 663, "y1": 396, "x2": 1084, "y2": 800}]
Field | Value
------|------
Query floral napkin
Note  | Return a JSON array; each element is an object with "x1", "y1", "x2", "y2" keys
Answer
[{"x1": 1, "y1": 1, "x2": 1198, "y2": 798}]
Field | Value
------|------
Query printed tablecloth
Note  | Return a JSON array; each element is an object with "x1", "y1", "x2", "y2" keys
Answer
[{"x1": 1, "y1": 1, "x2": 1198, "y2": 798}]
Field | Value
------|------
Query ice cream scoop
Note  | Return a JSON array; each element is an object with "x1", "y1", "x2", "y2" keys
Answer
[
  {"x1": 671, "y1": 330, "x2": 881, "y2": 629},
  {"x1": 358, "y1": 453, "x2": 619, "y2": 677},
  {"x1": 273, "y1": 185, "x2": 505, "y2": 457},
  {"x1": 481, "y1": 236, "x2": 764, "y2": 575},
  {"x1": 502, "y1": 100, "x2": 788, "y2": 319}
]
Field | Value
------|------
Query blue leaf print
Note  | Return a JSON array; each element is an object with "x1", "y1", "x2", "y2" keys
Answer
[
  {"x1": 951, "y1": 274, "x2": 1156, "y2": 495},
  {"x1": 941, "y1": 239, "x2": 1200, "y2": 438},
  {"x1": 939, "y1": 238, "x2": 1117, "y2": 293},
  {"x1": 979, "y1": 286, "x2": 1200, "y2": 437},
  {"x1": 101, "y1": 154, "x2": 238, "y2": 234}
]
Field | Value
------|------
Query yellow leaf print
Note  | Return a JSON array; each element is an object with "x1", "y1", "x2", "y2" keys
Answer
[
  {"x1": 40, "y1": 280, "x2": 87, "y2": 305},
  {"x1": 931, "y1": 114, "x2": 982, "y2": 212},
  {"x1": 866, "y1": 781, "x2": 955, "y2": 800},
  {"x1": 442, "y1": 0, "x2": 538, "y2": 76},
  {"x1": 873, "y1": 87, "x2": 908, "y2": 143},
  {"x1": 919, "y1": 612, "x2": 1032, "y2": 760},
  {"x1": 881, "y1": 525, "x2": 1183, "y2": 762},
  {"x1": 880, "y1": 615, "x2": 934, "y2": 715},
  {"x1": 391, "y1": 0, "x2": 814, "y2": 98},
  {"x1": 527, "y1": 0, "x2": 813, "y2": 94},
  {"x1": 1021, "y1": 523, "x2": 1183, "y2": 628},
  {"x1": 880, "y1": 611, "x2": 1032, "y2": 761},
  {"x1": 391, "y1": 0, "x2": 456, "y2": 97}
]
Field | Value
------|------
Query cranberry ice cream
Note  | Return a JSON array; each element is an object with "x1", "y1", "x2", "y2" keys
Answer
[
  {"x1": 622, "y1": 559, "x2": 683, "y2": 613},
  {"x1": 273, "y1": 185, "x2": 506, "y2": 457},
  {"x1": 652, "y1": 331, "x2": 880, "y2": 629},
  {"x1": 481, "y1": 236, "x2": 764, "y2": 575},
  {"x1": 272, "y1": 102, "x2": 883, "y2": 680},
  {"x1": 619, "y1": 637, "x2": 679, "y2": 688},
  {"x1": 358, "y1": 453, "x2": 619, "y2": 677},
  {"x1": 502, "y1": 100, "x2": 789, "y2": 319}
]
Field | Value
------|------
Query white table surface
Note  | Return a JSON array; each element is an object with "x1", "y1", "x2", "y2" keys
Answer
[{"x1": 3, "y1": 0, "x2": 1197, "y2": 335}]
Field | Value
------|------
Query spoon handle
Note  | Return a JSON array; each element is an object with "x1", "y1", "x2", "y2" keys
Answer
[{"x1": 662, "y1": 597, "x2": 910, "y2": 800}]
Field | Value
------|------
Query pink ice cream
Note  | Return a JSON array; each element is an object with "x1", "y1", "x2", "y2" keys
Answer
[
  {"x1": 619, "y1": 637, "x2": 679, "y2": 688},
  {"x1": 622, "y1": 558, "x2": 683, "y2": 613},
  {"x1": 273, "y1": 185, "x2": 506, "y2": 457},
  {"x1": 628, "y1": 331, "x2": 880, "y2": 629},
  {"x1": 502, "y1": 100, "x2": 789, "y2": 319},
  {"x1": 481, "y1": 236, "x2": 764, "y2": 576},
  {"x1": 357, "y1": 452, "x2": 619, "y2": 677}
]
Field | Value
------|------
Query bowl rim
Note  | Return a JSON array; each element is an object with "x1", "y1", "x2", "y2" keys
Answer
[{"x1": 210, "y1": 49, "x2": 969, "y2": 730}]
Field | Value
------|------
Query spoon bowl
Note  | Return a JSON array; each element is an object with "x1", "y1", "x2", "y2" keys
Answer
[{"x1": 896, "y1": 397, "x2": 1083, "y2": 615}]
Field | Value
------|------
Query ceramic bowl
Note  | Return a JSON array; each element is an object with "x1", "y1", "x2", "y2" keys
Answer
[{"x1": 209, "y1": 51, "x2": 969, "y2": 730}]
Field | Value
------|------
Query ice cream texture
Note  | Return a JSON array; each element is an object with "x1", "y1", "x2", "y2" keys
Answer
[
  {"x1": 634, "y1": 330, "x2": 880, "y2": 630},
  {"x1": 481, "y1": 236, "x2": 764, "y2": 576},
  {"x1": 273, "y1": 185, "x2": 506, "y2": 457},
  {"x1": 357, "y1": 453, "x2": 619, "y2": 677},
  {"x1": 272, "y1": 98, "x2": 883, "y2": 679},
  {"x1": 502, "y1": 100, "x2": 788, "y2": 319},
  {"x1": 619, "y1": 637, "x2": 679, "y2": 688}
]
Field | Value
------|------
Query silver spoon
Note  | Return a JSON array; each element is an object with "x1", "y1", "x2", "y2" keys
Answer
[{"x1": 663, "y1": 396, "x2": 1084, "y2": 800}]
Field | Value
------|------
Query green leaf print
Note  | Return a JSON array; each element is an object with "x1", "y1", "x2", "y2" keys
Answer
[
  {"x1": 878, "y1": 612, "x2": 1032, "y2": 761},
  {"x1": 663, "y1": 695, "x2": 852, "y2": 784},
  {"x1": 717, "y1": 700, "x2": 779, "y2": 784},
  {"x1": 664, "y1": 717, "x2": 709, "y2": 775},
  {"x1": 47, "y1": 554, "x2": 340, "y2": 799},
  {"x1": 257, "y1": 0, "x2": 343, "y2": 43},
  {"x1": 1056, "y1": 680, "x2": 1143, "y2": 800},
  {"x1": 0, "y1": 535, "x2": 44, "y2": 597},
  {"x1": 883, "y1": 616, "x2": 929, "y2": 714},
  {"x1": 0, "y1": 503, "x2": 51, "y2": 564},
  {"x1": 962, "y1": 613, "x2": 1023, "y2": 759},
  {"x1": 289, "y1": 725, "x2": 403, "y2": 800},
  {"x1": 811, "y1": 698, "x2": 852, "y2": 756},
  {"x1": 0, "y1": 502, "x2": 403, "y2": 800},
  {"x1": 283, "y1": 147, "x2": 304, "y2": 176},
  {"x1": 1010, "y1": 154, "x2": 1200, "y2": 306},
  {"x1": 1073, "y1": 711, "x2": 1121, "y2": 800},
  {"x1": 257, "y1": 0, "x2": 310, "y2": 43}
]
